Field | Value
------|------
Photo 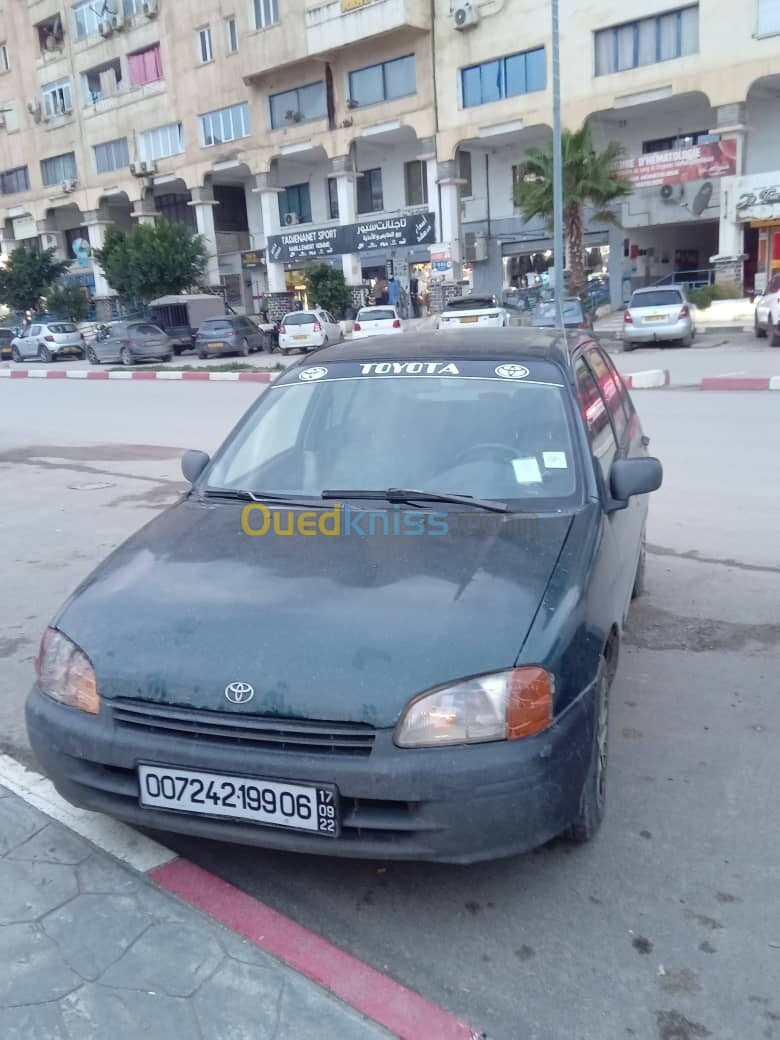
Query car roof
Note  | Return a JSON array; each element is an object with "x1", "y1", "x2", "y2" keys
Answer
[{"x1": 303, "y1": 328, "x2": 588, "y2": 373}]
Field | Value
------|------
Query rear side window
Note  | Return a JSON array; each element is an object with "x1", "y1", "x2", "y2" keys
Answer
[
  {"x1": 283, "y1": 313, "x2": 316, "y2": 326},
  {"x1": 586, "y1": 348, "x2": 627, "y2": 444},
  {"x1": 629, "y1": 290, "x2": 682, "y2": 308},
  {"x1": 575, "y1": 358, "x2": 617, "y2": 483}
]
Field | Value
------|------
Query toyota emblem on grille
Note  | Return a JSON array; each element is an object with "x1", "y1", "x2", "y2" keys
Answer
[{"x1": 225, "y1": 682, "x2": 255, "y2": 705}]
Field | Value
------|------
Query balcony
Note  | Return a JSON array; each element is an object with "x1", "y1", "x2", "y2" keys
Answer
[{"x1": 305, "y1": 0, "x2": 431, "y2": 56}]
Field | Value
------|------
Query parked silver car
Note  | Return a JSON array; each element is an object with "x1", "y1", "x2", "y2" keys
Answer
[
  {"x1": 12, "y1": 321, "x2": 85, "y2": 362},
  {"x1": 623, "y1": 287, "x2": 695, "y2": 350},
  {"x1": 86, "y1": 322, "x2": 174, "y2": 366}
]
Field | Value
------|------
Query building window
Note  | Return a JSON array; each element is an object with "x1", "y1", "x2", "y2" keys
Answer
[
  {"x1": 94, "y1": 137, "x2": 130, "y2": 174},
  {"x1": 254, "y1": 0, "x2": 279, "y2": 29},
  {"x1": 404, "y1": 161, "x2": 428, "y2": 207},
  {"x1": 73, "y1": 1, "x2": 103, "y2": 39},
  {"x1": 458, "y1": 151, "x2": 473, "y2": 197},
  {"x1": 155, "y1": 192, "x2": 196, "y2": 229},
  {"x1": 327, "y1": 178, "x2": 340, "y2": 220},
  {"x1": 226, "y1": 17, "x2": 239, "y2": 53},
  {"x1": 128, "y1": 45, "x2": 163, "y2": 88},
  {"x1": 278, "y1": 184, "x2": 312, "y2": 224},
  {"x1": 595, "y1": 6, "x2": 698, "y2": 76},
  {"x1": 139, "y1": 122, "x2": 184, "y2": 161},
  {"x1": 269, "y1": 83, "x2": 326, "y2": 129},
  {"x1": 200, "y1": 102, "x2": 250, "y2": 146},
  {"x1": 0, "y1": 166, "x2": 30, "y2": 195},
  {"x1": 83, "y1": 59, "x2": 124, "y2": 102},
  {"x1": 642, "y1": 130, "x2": 718, "y2": 153},
  {"x1": 1, "y1": 44, "x2": 9, "y2": 72},
  {"x1": 198, "y1": 27, "x2": 213, "y2": 63},
  {"x1": 123, "y1": 0, "x2": 147, "y2": 13},
  {"x1": 357, "y1": 168, "x2": 383, "y2": 214},
  {"x1": 461, "y1": 48, "x2": 545, "y2": 108},
  {"x1": 348, "y1": 55, "x2": 416, "y2": 107},
  {"x1": 41, "y1": 152, "x2": 77, "y2": 187},
  {"x1": 42, "y1": 79, "x2": 72, "y2": 118}
]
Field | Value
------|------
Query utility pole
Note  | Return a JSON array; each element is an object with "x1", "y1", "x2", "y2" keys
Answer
[{"x1": 551, "y1": 0, "x2": 565, "y2": 331}]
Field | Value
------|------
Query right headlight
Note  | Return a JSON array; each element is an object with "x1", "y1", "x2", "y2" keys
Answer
[{"x1": 395, "y1": 667, "x2": 553, "y2": 748}]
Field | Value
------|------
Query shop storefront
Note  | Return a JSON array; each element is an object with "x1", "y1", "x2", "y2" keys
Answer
[{"x1": 732, "y1": 176, "x2": 780, "y2": 294}]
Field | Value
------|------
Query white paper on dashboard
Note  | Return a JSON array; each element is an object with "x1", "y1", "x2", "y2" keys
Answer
[
  {"x1": 543, "y1": 452, "x2": 568, "y2": 470},
  {"x1": 512, "y1": 457, "x2": 543, "y2": 483}
]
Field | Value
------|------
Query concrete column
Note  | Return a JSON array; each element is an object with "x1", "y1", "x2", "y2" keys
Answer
[
  {"x1": 254, "y1": 175, "x2": 286, "y2": 294},
  {"x1": 432, "y1": 160, "x2": 464, "y2": 285},
  {"x1": 608, "y1": 223, "x2": 626, "y2": 310},
  {"x1": 712, "y1": 103, "x2": 748, "y2": 290},
  {"x1": 131, "y1": 198, "x2": 159, "y2": 226},
  {"x1": 426, "y1": 158, "x2": 442, "y2": 242},
  {"x1": 83, "y1": 212, "x2": 112, "y2": 299},
  {"x1": 188, "y1": 187, "x2": 221, "y2": 287},
  {"x1": 244, "y1": 180, "x2": 266, "y2": 313},
  {"x1": 36, "y1": 220, "x2": 68, "y2": 261},
  {"x1": 332, "y1": 158, "x2": 361, "y2": 285}
]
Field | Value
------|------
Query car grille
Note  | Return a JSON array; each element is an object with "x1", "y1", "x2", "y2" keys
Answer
[{"x1": 112, "y1": 700, "x2": 376, "y2": 757}]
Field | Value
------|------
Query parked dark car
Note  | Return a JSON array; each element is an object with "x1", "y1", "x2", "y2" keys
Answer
[
  {"x1": 27, "y1": 330, "x2": 661, "y2": 864},
  {"x1": 195, "y1": 316, "x2": 266, "y2": 359},
  {"x1": 0, "y1": 328, "x2": 16, "y2": 359},
  {"x1": 531, "y1": 298, "x2": 589, "y2": 329},
  {"x1": 86, "y1": 321, "x2": 174, "y2": 366}
]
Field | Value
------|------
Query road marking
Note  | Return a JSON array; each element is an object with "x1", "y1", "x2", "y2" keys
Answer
[{"x1": 0, "y1": 753, "x2": 176, "y2": 872}]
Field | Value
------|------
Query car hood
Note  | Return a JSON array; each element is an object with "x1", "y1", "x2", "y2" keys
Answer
[{"x1": 55, "y1": 500, "x2": 574, "y2": 728}]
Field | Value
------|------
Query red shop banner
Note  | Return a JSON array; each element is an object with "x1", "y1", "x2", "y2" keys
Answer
[{"x1": 614, "y1": 140, "x2": 737, "y2": 189}]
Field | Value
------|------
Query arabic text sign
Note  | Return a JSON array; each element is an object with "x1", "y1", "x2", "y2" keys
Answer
[
  {"x1": 615, "y1": 142, "x2": 737, "y2": 189},
  {"x1": 267, "y1": 213, "x2": 436, "y2": 264}
]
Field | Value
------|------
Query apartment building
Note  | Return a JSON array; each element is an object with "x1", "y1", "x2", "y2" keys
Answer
[{"x1": 1, "y1": 0, "x2": 779, "y2": 316}]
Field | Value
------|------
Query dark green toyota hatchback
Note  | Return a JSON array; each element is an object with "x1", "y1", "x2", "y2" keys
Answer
[{"x1": 27, "y1": 330, "x2": 662, "y2": 863}]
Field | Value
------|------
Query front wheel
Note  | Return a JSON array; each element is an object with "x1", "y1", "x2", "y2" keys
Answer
[
  {"x1": 239, "y1": 338, "x2": 250, "y2": 357},
  {"x1": 120, "y1": 347, "x2": 133, "y2": 367},
  {"x1": 11, "y1": 346, "x2": 22, "y2": 363},
  {"x1": 198, "y1": 349, "x2": 209, "y2": 360},
  {"x1": 87, "y1": 347, "x2": 100, "y2": 366},
  {"x1": 565, "y1": 662, "x2": 609, "y2": 843}
]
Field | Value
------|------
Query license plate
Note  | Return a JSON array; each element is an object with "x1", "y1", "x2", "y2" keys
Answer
[
  {"x1": 459, "y1": 316, "x2": 478, "y2": 323},
  {"x1": 208, "y1": 341, "x2": 223, "y2": 349},
  {"x1": 138, "y1": 764, "x2": 339, "y2": 836},
  {"x1": 645, "y1": 315, "x2": 667, "y2": 322},
  {"x1": 293, "y1": 334, "x2": 308, "y2": 341}
]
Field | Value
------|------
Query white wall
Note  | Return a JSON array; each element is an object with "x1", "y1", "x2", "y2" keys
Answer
[{"x1": 745, "y1": 95, "x2": 780, "y2": 175}]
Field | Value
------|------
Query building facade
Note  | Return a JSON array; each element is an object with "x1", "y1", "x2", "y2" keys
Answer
[{"x1": 1, "y1": 0, "x2": 779, "y2": 315}]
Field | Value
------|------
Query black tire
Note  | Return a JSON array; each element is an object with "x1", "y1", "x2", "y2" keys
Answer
[
  {"x1": 162, "y1": 354, "x2": 173, "y2": 363},
  {"x1": 679, "y1": 335, "x2": 693, "y2": 349},
  {"x1": 87, "y1": 347, "x2": 100, "y2": 366},
  {"x1": 754, "y1": 315, "x2": 767, "y2": 339},
  {"x1": 622, "y1": 340, "x2": 634, "y2": 353},
  {"x1": 198, "y1": 349, "x2": 209, "y2": 360},
  {"x1": 38, "y1": 345, "x2": 52, "y2": 364},
  {"x1": 565, "y1": 662, "x2": 609, "y2": 843},
  {"x1": 11, "y1": 346, "x2": 22, "y2": 363},
  {"x1": 173, "y1": 347, "x2": 184, "y2": 356},
  {"x1": 282, "y1": 348, "x2": 290, "y2": 356},
  {"x1": 120, "y1": 347, "x2": 133, "y2": 367},
  {"x1": 771, "y1": 323, "x2": 780, "y2": 348},
  {"x1": 632, "y1": 533, "x2": 647, "y2": 600},
  {"x1": 239, "y1": 338, "x2": 250, "y2": 358}
]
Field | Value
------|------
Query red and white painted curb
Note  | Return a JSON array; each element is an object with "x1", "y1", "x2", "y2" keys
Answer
[
  {"x1": 0, "y1": 367, "x2": 274, "y2": 383},
  {"x1": 700, "y1": 375, "x2": 780, "y2": 391},
  {"x1": 622, "y1": 369, "x2": 670, "y2": 389},
  {"x1": 0, "y1": 753, "x2": 481, "y2": 1040}
]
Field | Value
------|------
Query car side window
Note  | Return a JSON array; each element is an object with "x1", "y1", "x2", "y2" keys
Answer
[
  {"x1": 600, "y1": 350, "x2": 634, "y2": 428},
  {"x1": 30, "y1": 326, "x2": 41, "y2": 337},
  {"x1": 574, "y1": 358, "x2": 617, "y2": 484},
  {"x1": 586, "y1": 348, "x2": 628, "y2": 444}
]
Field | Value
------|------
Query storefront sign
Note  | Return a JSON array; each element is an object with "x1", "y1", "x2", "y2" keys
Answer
[
  {"x1": 241, "y1": 250, "x2": 265, "y2": 269},
  {"x1": 267, "y1": 213, "x2": 436, "y2": 264},
  {"x1": 614, "y1": 142, "x2": 737, "y2": 189},
  {"x1": 735, "y1": 182, "x2": 780, "y2": 222},
  {"x1": 341, "y1": 0, "x2": 374, "y2": 10}
]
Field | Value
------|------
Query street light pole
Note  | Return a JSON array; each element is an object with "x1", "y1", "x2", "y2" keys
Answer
[{"x1": 551, "y1": 0, "x2": 565, "y2": 331}]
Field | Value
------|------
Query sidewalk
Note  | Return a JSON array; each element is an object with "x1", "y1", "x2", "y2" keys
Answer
[{"x1": 0, "y1": 781, "x2": 390, "y2": 1040}]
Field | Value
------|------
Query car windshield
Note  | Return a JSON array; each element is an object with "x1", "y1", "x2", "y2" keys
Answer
[
  {"x1": 205, "y1": 363, "x2": 580, "y2": 508},
  {"x1": 630, "y1": 290, "x2": 683, "y2": 308},
  {"x1": 283, "y1": 313, "x2": 317, "y2": 325},
  {"x1": 49, "y1": 323, "x2": 78, "y2": 333},
  {"x1": 358, "y1": 309, "x2": 396, "y2": 321},
  {"x1": 533, "y1": 301, "x2": 583, "y2": 323}
]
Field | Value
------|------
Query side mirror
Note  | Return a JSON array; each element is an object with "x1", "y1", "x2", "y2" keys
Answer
[
  {"x1": 609, "y1": 457, "x2": 663, "y2": 508},
  {"x1": 182, "y1": 450, "x2": 210, "y2": 485}
]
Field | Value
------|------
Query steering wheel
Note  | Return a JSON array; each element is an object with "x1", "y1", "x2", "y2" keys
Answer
[{"x1": 457, "y1": 442, "x2": 517, "y2": 464}]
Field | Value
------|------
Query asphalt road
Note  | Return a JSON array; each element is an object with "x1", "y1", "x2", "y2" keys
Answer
[{"x1": 1, "y1": 377, "x2": 778, "y2": 1040}]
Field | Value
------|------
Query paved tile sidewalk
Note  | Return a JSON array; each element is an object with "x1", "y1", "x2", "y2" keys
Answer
[{"x1": 0, "y1": 783, "x2": 390, "y2": 1040}]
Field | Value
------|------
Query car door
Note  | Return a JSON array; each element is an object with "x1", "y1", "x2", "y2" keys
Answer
[
  {"x1": 323, "y1": 312, "x2": 339, "y2": 341},
  {"x1": 243, "y1": 317, "x2": 262, "y2": 350},
  {"x1": 27, "y1": 326, "x2": 43, "y2": 358},
  {"x1": 101, "y1": 324, "x2": 125, "y2": 363}
]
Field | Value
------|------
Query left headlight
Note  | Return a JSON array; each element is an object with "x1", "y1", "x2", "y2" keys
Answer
[
  {"x1": 395, "y1": 667, "x2": 553, "y2": 749},
  {"x1": 35, "y1": 628, "x2": 100, "y2": 715}
]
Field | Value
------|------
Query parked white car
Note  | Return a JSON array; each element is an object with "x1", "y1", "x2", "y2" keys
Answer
[
  {"x1": 278, "y1": 310, "x2": 343, "y2": 355},
  {"x1": 437, "y1": 295, "x2": 510, "y2": 330},
  {"x1": 352, "y1": 306, "x2": 403, "y2": 339},
  {"x1": 754, "y1": 274, "x2": 780, "y2": 346},
  {"x1": 623, "y1": 286, "x2": 695, "y2": 350},
  {"x1": 11, "y1": 321, "x2": 85, "y2": 363}
]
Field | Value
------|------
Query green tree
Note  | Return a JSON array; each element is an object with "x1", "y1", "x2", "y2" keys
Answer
[
  {"x1": 303, "y1": 262, "x2": 350, "y2": 318},
  {"x1": 513, "y1": 125, "x2": 632, "y2": 293},
  {"x1": 44, "y1": 283, "x2": 91, "y2": 323},
  {"x1": 0, "y1": 244, "x2": 70, "y2": 313},
  {"x1": 94, "y1": 219, "x2": 208, "y2": 303}
]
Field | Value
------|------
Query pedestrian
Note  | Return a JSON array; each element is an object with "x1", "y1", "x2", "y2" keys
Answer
[
  {"x1": 388, "y1": 277, "x2": 400, "y2": 308},
  {"x1": 294, "y1": 298, "x2": 303, "y2": 311},
  {"x1": 410, "y1": 275, "x2": 420, "y2": 318}
]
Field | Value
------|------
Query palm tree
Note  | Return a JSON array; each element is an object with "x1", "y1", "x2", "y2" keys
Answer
[{"x1": 513, "y1": 125, "x2": 633, "y2": 293}]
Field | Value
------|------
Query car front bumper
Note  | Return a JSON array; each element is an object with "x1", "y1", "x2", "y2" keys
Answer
[
  {"x1": 624, "y1": 318, "x2": 693, "y2": 343},
  {"x1": 26, "y1": 683, "x2": 595, "y2": 864}
]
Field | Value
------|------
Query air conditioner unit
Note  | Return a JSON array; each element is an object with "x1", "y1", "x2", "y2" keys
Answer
[
  {"x1": 130, "y1": 159, "x2": 157, "y2": 177},
  {"x1": 27, "y1": 98, "x2": 42, "y2": 118},
  {"x1": 464, "y1": 231, "x2": 488, "y2": 262},
  {"x1": 659, "y1": 183, "x2": 684, "y2": 204},
  {"x1": 99, "y1": 19, "x2": 113, "y2": 37},
  {"x1": 283, "y1": 212, "x2": 301, "y2": 227},
  {"x1": 112, "y1": 13, "x2": 126, "y2": 30},
  {"x1": 142, "y1": 0, "x2": 159, "y2": 16},
  {"x1": 453, "y1": 2, "x2": 479, "y2": 29},
  {"x1": 61, "y1": 179, "x2": 77, "y2": 193}
]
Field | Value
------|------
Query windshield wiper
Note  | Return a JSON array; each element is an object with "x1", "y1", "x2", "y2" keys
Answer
[
  {"x1": 203, "y1": 488, "x2": 322, "y2": 505},
  {"x1": 321, "y1": 489, "x2": 509, "y2": 514}
]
